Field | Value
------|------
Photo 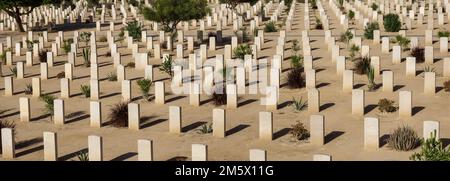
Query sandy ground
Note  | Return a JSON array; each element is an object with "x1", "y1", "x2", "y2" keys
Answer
[{"x1": 0, "y1": 2, "x2": 450, "y2": 161}]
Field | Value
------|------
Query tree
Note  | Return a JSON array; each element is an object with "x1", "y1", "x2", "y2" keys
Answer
[
  {"x1": 142, "y1": 0, "x2": 210, "y2": 35},
  {"x1": 219, "y1": 0, "x2": 258, "y2": 16},
  {"x1": 0, "y1": 0, "x2": 62, "y2": 32}
]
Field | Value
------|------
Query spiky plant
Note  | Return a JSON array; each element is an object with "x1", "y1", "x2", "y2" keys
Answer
[
  {"x1": 410, "y1": 47, "x2": 425, "y2": 63},
  {"x1": 197, "y1": 123, "x2": 213, "y2": 134},
  {"x1": 9, "y1": 66, "x2": 17, "y2": 77},
  {"x1": 40, "y1": 94, "x2": 56, "y2": 121},
  {"x1": 211, "y1": 86, "x2": 227, "y2": 106},
  {"x1": 137, "y1": 79, "x2": 153, "y2": 101},
  {"x1": 366, "y1": 66, "x2": 376, "y2": 91},
  {"x1": 159, "y1": 55, "x2": 173, "y2": 78},
  {"x1": 80, "y1": 85, "x2": 90, "y2": 98},
  {"x1": 24, "y1": 84, "x2": 33, "y2": 95},
  {"x1": 62, "y1": 39, "x2": 73, "y2": 54},
  {"x1": 437, "y1": 30, "x2": 450, "y2": 38},
  {"x1": 233, "y1": 44, "x2": 252, "y2": 60},
  {"x1": 291, "y1": 97, "x2": 308, "y2": 111},
  {"x1": 423, "y1": 66, "x2": 436, "y2": 73},
  {"x1": 315, "y1": 16, "x2": 323, "y2": 29},
  {"x1": 76, "y1": 150, "x2": 89, "y2": 161},
  {"x1": 410, "y1": 131, "x2": 450, "y2": 161},
  {"x1": 264, "y1": 21, "x2": 277, "y2": 32},
  {"x1": 108, "y1": 102, "x2": 129, "y2": 127},
  {"x1": 82, "y1": 48, "x2": 90, "y2": 67}
]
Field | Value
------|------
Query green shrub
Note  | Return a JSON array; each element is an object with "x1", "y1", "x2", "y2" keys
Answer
[
  {"x1": 291, "y1": 97, "x2": 308, "y2": 111},
  {"x1": 233, "y1": 44, "x2": 252, "y2": 60},
  {"x1": 349, "y1": 44, "x2": 360, "y2": 61},
  {"x1": 9, "y1": 66, "x2": 17, "y2": 77},
  {"x1": 291, "y1": 39, "x2": 300, "y2": 53},
  {"x1": 378, "y1": 98, "x2": 397, "y2": 113},
  {"x1": 137, "y1": 79, "x2": 153, "y2": 101},
  {"x1": 290, "y1": 121, "x2": 310, "y2": 141},
  {"x1": 108, "y1": 102, "x2": 129, "y2": 127},
  {"x1": 80, "y1": 85, "x2": 90, "y2": 98},
  {"x1": 393, "y1": 35, "x2": 410, "y2": 51},
  {"x1": 290, "y1": 55, "x2": 302, "y2": 68},
  {"x1": 286, "y1": 67, "x2": 305, "y2": 89},
  {"x1": 437, "y1": 30, "x2": 450, "y2": 38},
  {"x1": 388, "y1": 126, "x2": 421, "y2": 151},
  {"x1": 383, "y1": 14, "x2": 402, "y2": 32},
  {"x1": 40, "y1": 94, "x2": 56, "y2": 121},
  {"x1": 410, "y1": 131, "x2": 450, "y2": 161},
  {"x1": 364, "y1": 22, "x2": 379, "y2": 39},
  {"x1": 348, "y1": 10, "x2": 355, "y2": 21},
  {"x1": 264, "y1": 21, "x2": 277, "y2": 32},
  {"x1": 159, "y1": 55, "x2": 173, "y2": 78},
  {"x1": 125, "y1": 20, "x2": 143, "y2": 41},
  {"x1": 371, "y1": 3, "x2": 378, "y2": 11},
  {"x1": 76, "y1": 150, "x2": 89, "y2": 161},
  {"x1": 62, "y1": 39, "x2": 73, "y2": 54},
  {"x1": 339, "y1": 30, "x2": 353, "y2": 44}
]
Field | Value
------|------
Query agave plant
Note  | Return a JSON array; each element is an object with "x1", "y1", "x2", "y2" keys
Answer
[
  {"x1": 80, "y1": 85, "x2": 90, "y2": 98},
  {"x1": 24, "y1": 84, "x2": 33, "y2": 95},
  {"x1": 9, "y1": 66, "x2": 17, "y2": 77},
  {"x1": 76, "y1": 150, "x2": 89, "y2": 161},
  {"x1": 291, "y1": 97, "x2": 308, "y2": 111},
  {"x1": 82, "y1": 48, "x2": 90, "y2": 67},
  {"x1": 366, "y1": 66, "x2": 376, "y2": 91},
  {"x1": 197, "y1": 123, "x2": 213, "y2": 134}
]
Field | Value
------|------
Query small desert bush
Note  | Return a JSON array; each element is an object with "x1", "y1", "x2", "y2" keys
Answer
[
  {"x1": 264, "y1": 21, "x2": 277, "y2": 32},
  {"x1": 349, "y1": 44, "x2": 360, "y2": 61},
  {"x1": 444, "y1": 80, "x2": 450, "y2": 92},
  {"x1": 339, "y1": 30, "x2": 353, "y2": 44},
  {"x1": 39, "y1": 50, "x2": 48, "y2": 62},
  {"x1": 137, "y1": 79, "x2": 152, "y2": 101},
  {"x1": 108, "y1": 102, "x2": 129, "y2": 127},
  {"x1": 371, "y1": 3, "x2": 378, "y2": 10},
  {"x1": 126, "y1": 62, "x2": 135, "y2": 68},
  {"x1": 107, "y1": 72, "x2": 117, "y2": 81},
  {"x1": 388, "y1": 126, "x2": 421, "y2": 151},
  {"x1": 378, "y1": 98, "x2": 397, "y2": 113},
  {"x1": 315, "y1": 17, "x2": 323, "y2": 30},
  {"x1": 80, "y1": 85, "x2": 90, "y2": 98},
  {"x1": 56, "y1": 71, "x2": 65, "y2": 79},
  {"x1": 286, "y1": 67, "x2": 305, "y2": 89},
  {"x1": 437, "y1": 30, "x2": 450, "y2": 38},
  {"x1": 291, "y1": 97, "x2": 308, "y2": 111},
  {"x1": 24, "y1": 84, "x2": 33, "y2": 95},
  {"x1": 410, "y1": 47, "x2": 425, "y2": 63},
  {"x1": 233, "y1": 44, "x2": 252, "y2": 60},
  {"x1": 197, "y1": 123, "x2": 213, "y2": 134},
  {"x1": 125, "y1": 20, "x2": 143, "y2": 41},
  {"x1": 364, "y1": 22, "x2": 379, "y2": 40},
  {"x1": 98, "y1": 36, "x2": 107, "y2": 42},
  {"x1": 62, "y1": 39, "x2": 73, "y2": 54},
  {"x1": 354, "y1": 56, "x2": 371, "y2": 75},
  {"x1": 393, "y1": 35, "x2": 410, "y2": 51},
  {"x1": 290, "y1": 121, "x2": 310, "y2": 141},
  {"x1": 383, "y1": 13, "x2": 402, "y2": 32},
  {"x1": 410, "y1": 131, "x2": 450, "y2": 161},
  {"x1": 211, "y1": 86, "x2": 227, "y2": 106}
]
